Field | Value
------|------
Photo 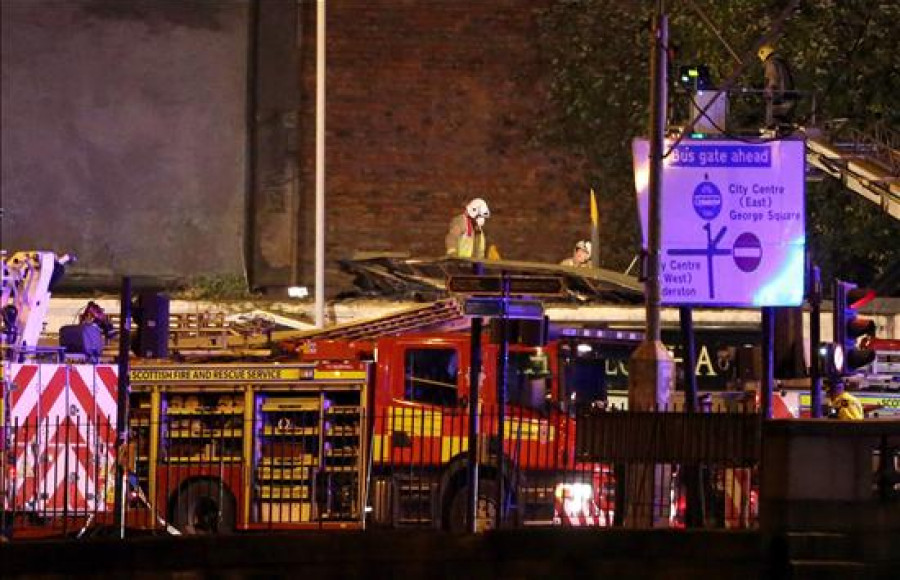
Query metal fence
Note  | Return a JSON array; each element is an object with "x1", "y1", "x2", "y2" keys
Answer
[
  {"x1": 1, "y1": 414, "x2": 118, "y2": 538},
  {"x1": 1, "y1": 405, "x2": 781, "y2": 539},
  {"x1": 575, "y1": 407, "x2": 761, "y2": 529}
]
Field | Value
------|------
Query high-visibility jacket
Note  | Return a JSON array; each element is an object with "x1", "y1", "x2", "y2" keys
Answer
[
  {"x1": 445, "y1": 214, "x2": 486, "y2": 259},
  {"x1": 830, "y1": 392, "x2": 864, "y2": 420}
]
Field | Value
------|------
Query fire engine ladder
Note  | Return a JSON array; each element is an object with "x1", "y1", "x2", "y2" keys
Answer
[
  {"x1": 806, "y1": 122, "x2": 900, "y2": 221},
  {"x1": 278, "y1": 298, "x2": 466, "y2": 343}
]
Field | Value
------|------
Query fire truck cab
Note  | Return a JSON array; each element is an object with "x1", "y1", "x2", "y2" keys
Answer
[{"x1": 299, "y1": 326, "x2": 639, "y2": 530}]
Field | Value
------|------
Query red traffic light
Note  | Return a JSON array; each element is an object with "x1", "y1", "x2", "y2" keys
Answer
[{"x1": 847, "y1": 287, "x2": 876, "y2": 310}]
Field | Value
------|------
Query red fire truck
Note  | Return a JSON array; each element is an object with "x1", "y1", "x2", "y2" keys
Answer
[{"x1": 2, "y1": 290, "x2": 639, "y2": 536}]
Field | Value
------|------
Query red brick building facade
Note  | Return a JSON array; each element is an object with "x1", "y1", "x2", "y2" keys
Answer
[{"x1": 291, "y1": 0, "x2": 630, "y2": 291}]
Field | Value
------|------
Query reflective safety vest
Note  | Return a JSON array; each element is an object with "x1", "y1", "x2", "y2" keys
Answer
[
  {"x1": 446, "y1": 214, "x2": 486, "y2": 259},
  {"x1": 830, "y1": 392, "x2": 864, "y2": 420},
  {"x1": 457, "y1": 231, "x2": 486, "y2": 259}
]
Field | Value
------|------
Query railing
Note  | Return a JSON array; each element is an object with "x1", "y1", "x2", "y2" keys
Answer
[
  {"x1": 575, "y1": 407, "x2": 761, "y2": 529},
  {"x1": 1, "y1": 406, "x2": 782, "y2": 539},
  {"x1": 669, "y1": 87, "x2": 819, "y2": 136},
  {"x1": 838, "y1": 121, "x2": 900, "y2": 174},
  {"x1": 1, "y1": 414, "x2": 118, "y2": 538}
]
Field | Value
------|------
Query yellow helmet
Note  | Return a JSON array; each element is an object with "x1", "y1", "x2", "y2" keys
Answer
[{"x1": 757, "y1": 43, "x2": 775, "y2": 62}]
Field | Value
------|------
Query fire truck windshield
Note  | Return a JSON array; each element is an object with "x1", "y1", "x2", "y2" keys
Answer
[{"x1": 404, "y1": 348, "x2": 459, "y2": 406}]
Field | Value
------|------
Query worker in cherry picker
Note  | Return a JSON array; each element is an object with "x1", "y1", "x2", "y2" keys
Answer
[
  {"x1": 559, "y1": 240, "x2": 592, "y2": 268},
  {"x1": 826, "y1": 379, "x2": 864, "y2": 420},
  {"x1": 445, "y1": 198, "x2": 490, "y2": 259},
  {"x1": 758, "y1": 41, "x2": 797, "y2": 128}
]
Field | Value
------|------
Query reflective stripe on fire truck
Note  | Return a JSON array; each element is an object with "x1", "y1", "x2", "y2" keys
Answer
[
  {"x1": 374, "y1": 407, "x2": 556, "y2": 463},
  {"x1": 130, "y1": 366, "x2": 314, "y2": 384},
  {"x1": 8, "y1": 364, "x2": 118, "y2": 513},
  {"x1": 128, "y1": 365, "x2": 364, "y2": 384}
]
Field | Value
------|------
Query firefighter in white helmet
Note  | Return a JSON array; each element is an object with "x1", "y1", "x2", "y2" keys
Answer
[
  {"x1": 445, "y1": 198, "x2": 490, "y2": 259},
  {"x1": 560, "y1": 240, "x2": 592, "y2": 268}
]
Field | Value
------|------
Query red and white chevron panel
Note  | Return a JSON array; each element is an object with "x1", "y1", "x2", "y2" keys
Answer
[{"x1": 5, "y1": 364, "x2": 118, "y2": 514}]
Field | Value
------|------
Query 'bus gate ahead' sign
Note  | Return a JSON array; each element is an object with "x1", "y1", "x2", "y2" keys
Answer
[{"x1": 633, "y1": 138, "x2": 806, "y2": 307}]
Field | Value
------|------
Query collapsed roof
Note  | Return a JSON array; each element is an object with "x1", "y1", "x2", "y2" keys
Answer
[{"x1": 339, "y1": 253, "x2": 644, "y2": 305}]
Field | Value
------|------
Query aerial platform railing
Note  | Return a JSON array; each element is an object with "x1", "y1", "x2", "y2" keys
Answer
[
  {"x1": 806, "y1": 121, "x2": 900, "y2": 221},
  {"x1": 670, "y1": 87, "x2": 898, "y2": 221}
]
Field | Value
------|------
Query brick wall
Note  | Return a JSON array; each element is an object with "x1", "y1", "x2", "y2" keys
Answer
[
  {"x1": 294, "y1": 0, "x2": 636, "y2": 291},
  {"x1": 2, "y1": 0, "x2": 639, "y2": 294}
]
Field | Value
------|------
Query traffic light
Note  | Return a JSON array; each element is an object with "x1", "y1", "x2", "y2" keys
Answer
[
  {"x1": 832, "y1": 280, "x2": 877, "y2": 375},
  {"x1": 816, "y1": 342, "x2": 844, "y2": 378}
]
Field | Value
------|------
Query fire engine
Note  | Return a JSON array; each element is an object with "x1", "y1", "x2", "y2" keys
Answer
[{"x1": 2, "y1": 251, "x2": 639, "y2": 536}]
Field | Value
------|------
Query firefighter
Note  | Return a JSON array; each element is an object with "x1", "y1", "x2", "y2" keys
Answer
[
  {"x1": 826, "y1": 379, "x2": 864, "y2": 420},
  {"x1": 445, "y1": 198, "x2": 489, "y2": 259},
  {"x1": 560, "y1": 240, "x2": 592, "y2": 267},
  {"x1": 758, "y1": 42, "x2": 796, "y2": 127}
]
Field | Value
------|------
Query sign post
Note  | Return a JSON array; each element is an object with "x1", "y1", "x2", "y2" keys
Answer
[
  {"x1": 113, "y1": 277, "x2": 132, "y2": 538},
  {"x1": 626, "y1": 6, "x2": 673, "y2": 528},
  {"x1": 447, "y1": 273, "x2": 563, "y2": 531},
  {"x1": 633, "y1": 129, "x2": 806, "y2": 526},
  {"x1": 634, "y1": 137, "x2": 806, "y2": 422}
]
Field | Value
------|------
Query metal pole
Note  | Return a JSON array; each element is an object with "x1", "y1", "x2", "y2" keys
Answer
[
  {"x1": 646, "y1": 4, "x2": 666, "y2": 346},
  {"x1": 809, "y1": 265, "x2": 823, "y2": 417},
  {"x1": 628, "y1": 2, "x2": 672, "y2": 411},
  {"x1": 760, "y1": 307, "x2": 774, "y2": 419},
  {"x1": 113, "y1": 277, "x2": 132, "y2": 538},
  {"x1": 466, "y1": 262, "x2": 484, "y2": 533},
  {"x1": 314, "y1": 0, "x2": 326, "y2": 327},
  {"x1": 679, "y1": 307, "x2": 698, "y2": 412},
  {"x1": 624, "y1": 3, "x2": 674, "y2": 529},
  {"x1": 495, "y1": 275, "x2": 509, "y2": 528},
  {"x1": 679, "y1": 306, "x2": 704, "y2": 527}
]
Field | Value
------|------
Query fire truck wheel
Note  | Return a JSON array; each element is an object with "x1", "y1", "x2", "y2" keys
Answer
[
  {"x1": 172, "y1": 480, "x2": 236, "y2": 535},
  {"x1": 446, "y1": 480, "x2": 498, "y2": 533}
]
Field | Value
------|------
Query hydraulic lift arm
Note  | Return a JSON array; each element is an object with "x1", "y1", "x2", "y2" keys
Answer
[{"x1": 1, "y1": 251, "x2": 74, "y2": 357}]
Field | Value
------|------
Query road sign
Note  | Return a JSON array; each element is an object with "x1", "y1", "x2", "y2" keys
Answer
[
  {"x1": 633, "y1": 138, "x2": 806, "y2": 307},
  {"x1": 463, "y1": 297, "x2": 545, "y2": 320},
  {"x1": 446, "y1": 275, "x2": 565, "y2": 297}
]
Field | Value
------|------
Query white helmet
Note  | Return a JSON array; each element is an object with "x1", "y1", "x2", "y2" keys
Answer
[
  {"x1": 466, "y1": 198, "x2": 490, "y2": 227},
  {"x1": 575, "y1": 240, "x2": 592, "y2": 258}
]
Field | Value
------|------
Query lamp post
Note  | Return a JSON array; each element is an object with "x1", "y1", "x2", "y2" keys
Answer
[
  {"x1": 314, "y1": 0, "x2": 326, "y2": 328},
  {"x1": 625, "y1": 0, "x2": 674, "y2": 528}
]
